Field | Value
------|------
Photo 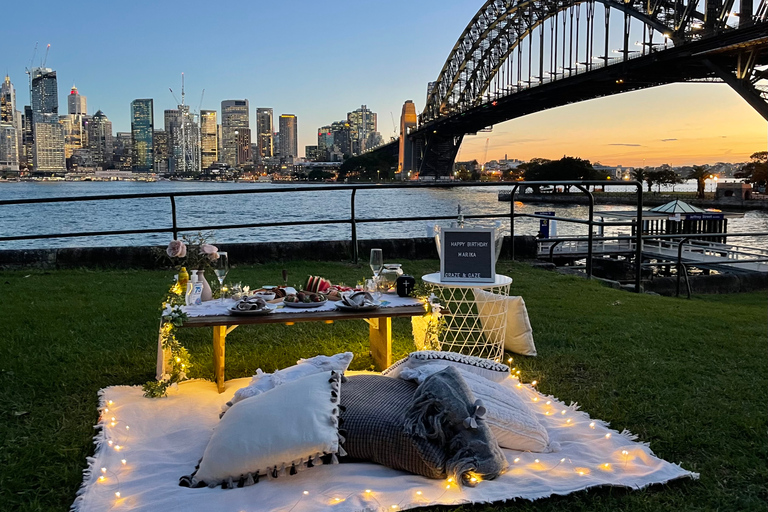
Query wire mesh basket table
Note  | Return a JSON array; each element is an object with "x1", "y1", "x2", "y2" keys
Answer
[{"x1": 422, "y1": 272, "x2": 512, "y2": 362}]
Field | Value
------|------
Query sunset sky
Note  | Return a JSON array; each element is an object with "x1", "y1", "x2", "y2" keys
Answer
[{"x1": 4, "y1": 0, "x2": 765, "y2": 167}]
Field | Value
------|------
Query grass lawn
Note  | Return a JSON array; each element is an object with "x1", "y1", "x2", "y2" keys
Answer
[{"x1": 0, "y1": 260, "x2": 765, "y2": 511}]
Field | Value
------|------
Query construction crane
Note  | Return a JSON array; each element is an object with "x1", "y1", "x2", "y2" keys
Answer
[
  {"x1": 390, "y1": 112, "x2": 398, "y2": 141},
  {"x1": 42, "y1": 44, "x2": 51, "y2": 67},
  {"x1": 24, "y1": 42, "x2": 39, "y2": 87},
  {"x1": 481, "y1": 137, "x2": 490, "y2": 171}
]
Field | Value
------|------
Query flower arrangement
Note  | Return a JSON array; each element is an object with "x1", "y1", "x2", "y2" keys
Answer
[
  {"x1": 143, "y1": 279, "x2": 193, "y2": 398},
  {"x1": 164, "y1": 232, "x2": 219, "y2": 271}
]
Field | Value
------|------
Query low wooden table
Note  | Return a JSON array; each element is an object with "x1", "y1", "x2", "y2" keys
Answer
[{"x1": 180, "y1": 303, "x2": 426, "y2": 392}]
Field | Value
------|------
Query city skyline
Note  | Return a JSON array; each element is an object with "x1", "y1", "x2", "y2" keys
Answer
[{"x1": 2, "y1": 0, "x2": 765, "y2": 168}]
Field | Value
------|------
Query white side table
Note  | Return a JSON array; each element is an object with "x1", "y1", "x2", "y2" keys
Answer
[{"x1": 422, "y1": 273, "x2": 513, "y2": 361}]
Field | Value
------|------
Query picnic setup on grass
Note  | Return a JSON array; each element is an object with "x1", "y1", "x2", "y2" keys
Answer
[{"x1": 72, "y1": 226, "x2": 698, "y2": 512}]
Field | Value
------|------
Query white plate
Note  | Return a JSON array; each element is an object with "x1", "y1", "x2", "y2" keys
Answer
[
  {"x1": 335, "y1": 301, "x2": 381, "y2": 312},
  {"x1": 228, "y1": 303, "x2": 275, "y2": 316},
  {"x1": 282, "y1": 299, "x2": 327, "y2": 308}
]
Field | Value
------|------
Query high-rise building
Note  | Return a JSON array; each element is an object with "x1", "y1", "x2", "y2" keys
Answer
[
  {"x1": 131, "y1": 99, "x2": 154, "y2": 172},
  {"x1": 305, "y1": 145, "x2": 318, "y2": 162},
  {"x1": 22, "y1": 106, "x2": 34, "y2": 165},
  {"x1": 114, "y1": 132, "x2": 133, "y2": 169},
  {"x1": 60, "y1": 114, "x2": 86, "y2": 160},
  {"x1": 221, "y1": 100, "x2": 249, "y2": 167},
  {"x1": 0, "y1": 124, "x2": 19, "y2": 171},
  {"x1": 331, "y1": 121, "x2": 351, "y2": 157},
  {"x1": 1, "y1": 75, "x2": 16, "y2": 124},
  {"x1": 87, "y1": 110, "x2": 114, "y2": 167},
  {"x1": 30, "y1": 68, "x2": 59, "y2": 115},
  {"x1": 67, "y1": 85, "x2": 87, "y2": 115},
  {"x1": 256, "y1": 108, "x2": 273, "y2": 160},
  {"x1": 279, "y1": 114, "x2": 298, "y2": 161},
  {"x1": 153, "y1": 129, "x2": 169, "y2": 175},
  {"x1": 1, "y1": 75, "x2": 19, "y2": 171},
  {"x1": 200, "y1": 110, "x2": 218, "y2": 170},
  {"x1": 164, "y1": 106, "x2": 199, "y2": 174},
  {"x1": 347, "y1": 105, "x2": 378, "y2": 155},
  {"x1": 236, "y1": 128, "x2": 252, "y2": 166},
  {"x1": 317, "y1": 125, "x2": 333, "y2": 161},
  {"x1": 30, "y1": 68, "x2": 66, "y2": 173},
  {"x1": 32, "y1": 113, "x2": 66, "y2": 172}
]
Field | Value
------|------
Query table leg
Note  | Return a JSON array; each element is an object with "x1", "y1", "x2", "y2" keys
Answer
[
  {"x1": 213, "y1": 325, "x2": 227, "y2": 393},
  {"x1": 368, "y1": 317, "x2": 392, "y2": 370}
]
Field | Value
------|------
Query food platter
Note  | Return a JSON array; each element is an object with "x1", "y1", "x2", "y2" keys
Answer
[
  {"x1": 282, "y1": 299, "x2": 327, "y2": 308},
  {"x1": 228, "y1": 303, "x2": 276, "y2": 316},
  {"x1": 335, "y1": 301, "x2": 380, "y2": 312}
]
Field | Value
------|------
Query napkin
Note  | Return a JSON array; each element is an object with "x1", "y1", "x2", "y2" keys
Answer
[
  {"x1": 234, "y1": 297, "x2": 269, "y2": 311},
  {"x1": 341, "y1": 291, "x2": 378, "y2": 309}
]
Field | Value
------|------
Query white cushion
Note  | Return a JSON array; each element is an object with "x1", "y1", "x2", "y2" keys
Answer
[
  {"x1": 382, "y1": 350, "x2": 510, "y2": 383},
  {"x1": 224, "y1": 352, "x2": 353, "y2": 414},
  {"x1": 397, "y1": 365, "x2": 551, "y2": 452},
  {"x1": 188, "y1": 371, "x2": 343, "y2": 488},
  {"x1": 473, "y1": 289, "x2": 537, "y2": 356}
]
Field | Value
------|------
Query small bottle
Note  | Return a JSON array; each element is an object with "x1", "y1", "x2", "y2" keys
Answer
[
  {"x1": 178, "y1": 267, "x2": 189, "y2": 291},
  {"x1": 185, "y1": 272, "x2": 198, "y2": 306}
]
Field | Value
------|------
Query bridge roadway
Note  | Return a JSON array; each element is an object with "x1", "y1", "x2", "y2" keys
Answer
[{"x1": 537, "y1": 238, "x2": 768, "y2": 273}]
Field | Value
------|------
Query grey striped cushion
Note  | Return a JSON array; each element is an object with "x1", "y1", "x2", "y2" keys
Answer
[{"x1": 339, "y1": 375, "x2": 446, "y2": 479}]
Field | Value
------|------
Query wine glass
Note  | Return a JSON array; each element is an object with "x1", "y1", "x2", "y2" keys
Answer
[
  {"x1": 369, "y1": 248, "x2": 383, "y2": 279},
  {"x1": 214, "y1": 252, "x2": 229, "y2": 303}
]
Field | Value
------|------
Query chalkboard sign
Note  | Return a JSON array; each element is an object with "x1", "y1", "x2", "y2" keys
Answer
[{"x1": 440, "y1": 228, "x2": 496, "y2": 283}]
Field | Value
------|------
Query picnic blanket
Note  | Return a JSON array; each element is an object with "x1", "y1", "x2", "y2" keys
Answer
[{"x1": 72, "y1": 374, "x2": 697, "y2": 511}]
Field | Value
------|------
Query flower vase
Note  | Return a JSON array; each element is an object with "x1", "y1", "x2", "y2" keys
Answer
[{"x1": 198, "y1": 270, "x2": 213, "y2": 302}]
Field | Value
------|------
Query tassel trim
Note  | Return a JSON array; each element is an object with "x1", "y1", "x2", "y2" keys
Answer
[{"x1": 180, "y1": 371, "x2": 345, "y2": 490}]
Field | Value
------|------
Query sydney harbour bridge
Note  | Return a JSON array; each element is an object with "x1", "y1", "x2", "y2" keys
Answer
[{"x1": 372, "y1": 0, "x2": 768, "y2": 176}]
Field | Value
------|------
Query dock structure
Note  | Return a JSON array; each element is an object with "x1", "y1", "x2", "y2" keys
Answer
[
  {"x1": 538, "y1": 238, "x2": 768, "y2": 274},
  {"x1": 536, "y1": 199, "x2": 768, "y2": 274}
]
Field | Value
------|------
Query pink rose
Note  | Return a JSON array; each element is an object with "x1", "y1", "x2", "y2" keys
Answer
[
  {"x1": 200, "y1": 244, "x2": 219, "y2": 261},
  {"x1": 166, "y1": 240, "x2": 187, "y2": 258}
]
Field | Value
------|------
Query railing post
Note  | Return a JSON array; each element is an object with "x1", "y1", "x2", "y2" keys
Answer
[
  {"x1": 676, "y1": 237, "x2": 690, "y2": 298},
  {"x1": 510, "y1": 184, "x2": 519, "y2": 261},
  {"x1": 170, "y1": 195, "x2": 178, "y2": 240},
  {"x1": 634, "y1": 183, "x2": 643, "y2": 293},
  {"x1": 350, "y1": 189, "x2": 358, "y2": 263}
]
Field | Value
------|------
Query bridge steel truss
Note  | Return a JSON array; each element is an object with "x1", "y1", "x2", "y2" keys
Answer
[{"x1": 410, "y1": 0, "x2": 767, "y2": 176}]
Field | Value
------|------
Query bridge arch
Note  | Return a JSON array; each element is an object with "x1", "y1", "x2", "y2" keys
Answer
[{"x1": 422, "y1": 0, "x2": 713, "y2": 123}]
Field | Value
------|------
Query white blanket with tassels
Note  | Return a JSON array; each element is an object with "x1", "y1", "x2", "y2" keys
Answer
[{"x1": 72, "y1": 374, "x2": 697, "y2": 512}]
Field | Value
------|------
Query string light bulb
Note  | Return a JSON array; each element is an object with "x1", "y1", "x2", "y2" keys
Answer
[
  {"x1": 416, "y1": 491, "x2": 422, "y2": 495},
  {"x1": 365, "y1": 489, "x2": 371, "y2": 493},
  {"x1": 115, "y1": 492, "x2": 121, "y2": 498},
  {"x1": 303, "y1": 491, "x2": 309, "y2": 495},
  {"x1": 589, "y1": 422, "x2": 596, "y2": 429},
  {"x1": 605, "y1": 433, "x2": 611, "y2": 439},
  {"x1": 121, "y1": 459, "x2": 127, "y2": 465},
  {"x1": 513, "y1": 458, "x2": 520, "y2": 463},
  {"x1": 531, "y1": 380, "x2": 538, "y2": 386}
]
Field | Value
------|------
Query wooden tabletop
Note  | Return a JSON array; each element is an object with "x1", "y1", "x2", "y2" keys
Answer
[{"x1": 179, "y1": 303, "x2": 427, "y2": 328}]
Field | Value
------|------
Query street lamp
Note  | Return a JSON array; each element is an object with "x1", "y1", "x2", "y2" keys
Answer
[{"x1": 377, "y1": 170, "x2": 380, "y2": 182}]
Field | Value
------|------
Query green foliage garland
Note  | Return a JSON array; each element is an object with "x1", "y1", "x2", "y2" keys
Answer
[{"x1": 142, "y1": 280, "x2": 192, "y2": 398}]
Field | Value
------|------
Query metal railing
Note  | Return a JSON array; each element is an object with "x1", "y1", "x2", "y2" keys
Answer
[{"x1": 3, "y1": 180, "x2": 766, "y2": 296}]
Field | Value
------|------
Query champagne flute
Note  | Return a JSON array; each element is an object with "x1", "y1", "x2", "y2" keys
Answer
[
  {"x1": 214, "y1": 252, "x2": 229, "y2": 303},
  {"x1": 369, "y1": 248, "x2": 383, "y2": 279}
]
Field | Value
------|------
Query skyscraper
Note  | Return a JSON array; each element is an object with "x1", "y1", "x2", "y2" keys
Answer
[
  {"x1": 87, "y1": 110, "x2": 114, "y2": 167},
  {"x1": 67, "y1": 85, "x2": 87, "y2": 115},
  {"x1": 200, "y1": 110, "x2": 218, "y2": 169},
  {"x1": 30, "y1": 68, "x2": 65, "y2": 173},
  {"x1": 131, "y1": 99, "x2": 154, "y2": 173},
  {"x1": 347, "y1": 105, "x2": 378, "y2": 155},
  {"x1": 1, "y1": 75, "x2": 16, "y2": 124},
  {"x1": 256, "y1": 108, "x2": 273, "y2": 160},
  {"x1": 0, "y1": 76, "x2": 19, "y2": 171},
  {"x1": 31, "y1": 68, "x2": 59, "y2": 115},
  {"x1": 317, "y1": 125, "x2": 333, "y2": 161},
  {"x1": 153, "y1": 129, "x2": 169, "y2": 175},
  {"x1": 279, "y1": 114, "x2": 298, "y2": 161},
  {"x1": 221, "y1": 100, "x2": 249, "y2": 167},
  {"x1": 164, "y1": 106, "x2": 199, "y2": 174}
]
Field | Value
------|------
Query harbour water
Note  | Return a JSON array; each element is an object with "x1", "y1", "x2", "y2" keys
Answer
[{"x1": 1, "y1": 181, "x2": 767, "y2": 250}]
